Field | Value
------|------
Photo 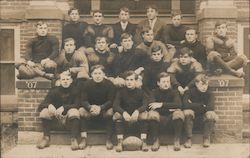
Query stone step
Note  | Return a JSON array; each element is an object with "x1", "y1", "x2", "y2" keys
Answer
[{"x1": 18, "y1": 130, "x2": 203, "y2": 145}]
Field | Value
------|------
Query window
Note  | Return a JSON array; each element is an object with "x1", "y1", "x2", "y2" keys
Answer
[
  {"x1": 243, "y1": 27, "x2": 249, "y2": 93},
  {"x1": 180, "y1": 0, "x2": 195, "y2": 14},
  {"x1": 0, "y1": 27, "x2": 19, "y2": 100},
  {"x1": 74, "y1": 0, "x2": 91, "y2": 14}
]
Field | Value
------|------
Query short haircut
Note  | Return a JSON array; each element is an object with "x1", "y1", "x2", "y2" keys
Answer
[
  {"x1": 36, "y1": 21, "x2": 47, "y2": 27},
  {"x1": 146, "y1": 4, "x2": 158, "y2": 12},
  {"x1": 90, "y1": 64, "x2": 105, "y2": 74},
  {"x1": 215, "y1": 21, "x2": 227, "y2": 28},
  {"x1": 120, "y1": 7, "x2": 130, "y2": 13},
  {"x1": 171, "y1": 10, "x2": 182, "y2": 18},
  {"x1": 120, "y1": 33, "x2": 132, "y2": 41},
  {"x1": 179, "y1": 47, "x2": 193, "y2": 57},
  {"x1": 95, "y1": 36, "x2": 108, "y2": 44},
  {"x1": 91, "y1": 10, "x2": 104, "y2": 16},
  {"x1": 68, "y1": 8, "x2": 79, "y2": 15},
  {"x1": 141, "y1": 25, "x2": 152, "y2": 35},
  {"x1": 60, "y1": 70, "x2": 72, "y2": 79},
  {"x1": 64, "y1": 38, "x2": 75, "y2": 45},
  {"x1": 195, "y1": 73, "x2": 208, "y2": 84},
  {"x1": 157, "y1": 72, "x2": 170, "y2": 82},
  {"x1": 151, "y1": 45, "x2": 162, "y2": 54},
  {"x1": 123, "y1": 70, "x2": 138, "y2": 80},
  {"x1": 186, "y1": 28, "x2": 198, "y2": 34}
]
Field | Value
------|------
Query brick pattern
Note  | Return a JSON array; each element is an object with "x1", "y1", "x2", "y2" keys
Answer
[
  {"x1": 234, "y1": 0, "x2": 250, "y2": 9},
  {"x1": 0, "y1": 0, "x2": 29, "y2": 11},
  {"x1": 18, "y1": 89, "x2": 49, "y2": 131}
]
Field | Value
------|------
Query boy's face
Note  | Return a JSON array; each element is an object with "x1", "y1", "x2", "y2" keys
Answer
[
  {"x1": 69, "y1": 10, "x2": 80, "y2": 22},
  {"x1": 96, "y1": 38, "x2": 108, "y2": 51},
  {"x1": 64, "y1": 40, "x2": 76, "y2": 54},
  {"x1": 60, "y1": 74, "x2": 73, "y2": 88},
  {"x1": 185, "y1": 30, "x2": 197, "y2": 43},
  {"x1": 172, "y1": 15, "x2": 181, "y2": 27},
  {"x1": 157, "y1": 76, "x2": 171, "y2": 90},
  {"x1": 36, "y1": 24, "x2": 48, "y2": 36},
  {"x1": 119, "y1": 10, "x2": 130, "y2": 23},
  {"x1": 151, "y1": 50, "x2": 163, "y2": 62},
  {"x1": 121, "y1": 37, "x2": 133, "y2": 50},
  {"x1": 147, "y1": 8, "x2": 158, "y2": 20},
  {"x1": 142, "y1": 30, "x2": 154, "y2": 43},
  {"x1": 91, "y1": 68, "x2": 105, "y2": 83},
  {"x1": 93, "y1": 12, "x2": 103, "y2": 24},
  {"x1": 125, "y1": 75, "x2": 136, "y2": 89},
  {"x1": 179, "y1": 54, "x2": 191, "y2": 65},
  {"x1": 196, "y1": 80, "x2": 208, "y2": 92},
  {"x1": 215, "y1": 24, "x2": 227, "y2": 37}
]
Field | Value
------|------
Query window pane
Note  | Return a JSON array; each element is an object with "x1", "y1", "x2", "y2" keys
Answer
[
  {"x1": 100, "y1": 0, "x2": 171, "y2": 14},
  {"x1": 0, "y1": 29, "x2": 15, "y2": 61},
  {"x1": 180, "y1": 0, "x2": 195, "y2": 14},
  {"x1": 0, "y1": 64, "x2": 15, "y2": 95},
  {"x1": 243, "y1": 27, "x2": 250, "y2": 93},
  {"x1": 74, "y1": 0, "x2": 91, "y2": 14}
]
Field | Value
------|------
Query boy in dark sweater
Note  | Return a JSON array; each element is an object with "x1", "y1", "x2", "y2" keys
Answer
[
  {"x1": 37, "y1": 71, "x2": 80, "y2": 150},
  {"x1": 78, "y1": 65, "x2": 115, "y2": 150},
  {"x1": 84, "y1": 10, "x2": 114, "y2": 48},
  {"x1": 85, "y1": 36, "x2": 115, "y2": 76},
  {"x1": 183, "y1": 74, "x2": 218, "y2": 148},
  {"x1": 167, "y1": 47, "x2": 203, "y2": 95},
  {"x1": 62, "y1": 8, "x2": 88, "y2": 49},
  {"x1": 142, "y1": 45, "x2": 170, "y2": 94},
  {"x1": 206, "y1": 21, "x2": 249, "y2": 77},
  {"x1": 16, "y1": 21, "x2": 58, "y2": 80},
  {"x1": 148, "y1": 72, "x2": 184, "y2": 151},
  {"x1": 113, "y1": 71, "x2": 149, "y2": 152},
  {"x1": 180, "y1": 28, "x2": 207, "y2": 69}
]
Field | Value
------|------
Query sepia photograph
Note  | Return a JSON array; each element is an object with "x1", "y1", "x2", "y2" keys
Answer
[{"x1": 0, "y1": 0, "x2": 250, "y2": 157}]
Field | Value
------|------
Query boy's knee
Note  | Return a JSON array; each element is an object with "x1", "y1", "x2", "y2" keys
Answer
[
  {"x1": 138, "y1": 111, "x2": 148, "y2": 121},
  {"x1": 43, "y1": 60, "x2": 57, "y2": 73},
  {"x1": 113, "y1": 112, "x2": 123, "y2": 121},
  {"x1": 39, "y1": 108, "x2": 52, "y2": 120},
  {"x1": 79, "y1": 107, "x2": 91, "y2": 118},
  {"x1": 204, "y1": 111, "x2": 218, "y2": 122},
  {"x1": 207, "y1": 51, "x2": 221, "y2": 62},
  {"x1": 238, "y1": 54, "x2": 249, "y2": 66},
  {"x1": 183, "y1": 109, "x2": 195, "y2": 119},
  {"x1": 172, "y1": 110, "x2": 185, "y2": 121},
  {"x1": 18, "y1": 65, "x2": 36, "y2": 79},
  {"x1": 103, "y1": 108, "x2": 113, "y2": 118},
  {"x1": 67, "y1": 108, "x2": 80, "y2": 119},
  {"x1": 148, "y1": 110, "x2": 160, "y2": 122}
]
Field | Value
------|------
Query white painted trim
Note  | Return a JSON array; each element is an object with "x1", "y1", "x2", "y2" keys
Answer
[
  {"x1": 237, "y1": 23, "x2": 249, "y2": 55},
  {"x1": 0, "y1": 25, "x2": 20, "y2": 96}
]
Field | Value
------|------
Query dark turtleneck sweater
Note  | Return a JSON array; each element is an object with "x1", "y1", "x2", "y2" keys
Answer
[
  {"x1": 113, "y1": 87, "x2": 148, "y2": 115},
  {"x1": 183, "y1": 87, "x2": 214, "y2": 113},
  {"x1": 25, "y1": 35, "x2": 59, "y2": 63},
  {"x1": 62, "y1": 21, "x2": 88, "y2": 49}
]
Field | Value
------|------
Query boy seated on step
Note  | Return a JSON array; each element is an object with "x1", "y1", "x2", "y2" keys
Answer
[
  {"x1": 37, "y1": 71, "x2": 80, "y2": 150},
  {"x1": 113, "y1": 71, "x2": 149, "y2": 152},
  {"x1": 78, "y1": 65, "x2": 116, "y2": 150},
  {"x1": 167, "y1": 47, "x2": 203, "y2": 95},
  {"x1": 182, "y1": 74, "x2": 218, "y2": 148},
  {"x1": 206, "y1": 21, "x2": 249, "y2": 77},
  {"x1": 148, "y1": 72, "x2": 184, "y2": 151},
  {"x1": 16, "y1": 21, "x2": 58, "y2": 80}
]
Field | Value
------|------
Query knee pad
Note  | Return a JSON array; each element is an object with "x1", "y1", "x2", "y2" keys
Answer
[
  {"x1": 67, "y1": 108, "x2": 80, "y2": 119},
  {"x1": 204, "y1": 111, "x2": 218, "y2": 122},
  {"x1": 18, "y1": 65, "x2": 36, "y2": 79},
  {"x1": 238, "y1": 54, "x2": 249, "y2": 66},
  {"x1": 113, "y1": 112, "x2": 123, "y2": 121},
  {"x1": 184, "y1": 109, "x2": 195, "y2": 119},
  {"x1": 103, "y1": 108, "x2": 113, "y2": 118},
  {"x1": 138, "y1": 111, "x2": 148, "y2": 121},
  {"x1": 39, "y1": 108, "x2": 52, "y2": 120},
  {"x1": 43, "y1": 60, "x2": 57, "y2": 73},
  {"x1": 79, "y1": 107, "x2": 91, "y2": 118},
  {"x1": 207, "y1": 51, "x2": 221, "y2": 62},
  {"x1": 172, "y1": 110, "x2": 185, "y2": 121},
  {"x1": 148, "y1": 110, "x2": 160, "y2": 122}
]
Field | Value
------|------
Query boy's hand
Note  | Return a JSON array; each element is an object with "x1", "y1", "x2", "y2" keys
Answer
[
  {"x1": 109, "y1": 43, "x2": 118, "y2": 49},
  {"x1": 48, "y1": 104, "x2": 56, "y2": 116},
  {"x1": 55, "y1": 106, "x2": 64, "y2": 116},
  {"x1": 113, "y1": 77, "x2": 125, "y2": 87},
  {"x1": 134, "y1": 67, "x2": 144, "y2": 75},
  {"x1": 90, "y1": 105, "x2": 101, "y2": 116},
  {"x1": 131, "y1": 110, "x2": 139, "y2": 122},
  {"x1": 178, "y1": 86, "x2": 185, "y2": 95},
  {"x1": 149, "y1": 102, "x2": 163, "y2": 110},
  {"x1": 27, "y1": 60, "x2": 35, "y2": 67},
  {"x1": 41, "y1": 58, "x2": 49, "y2": 66},
  {"x1": 123, "y1": 112, "x2": 131, "y2": 122}
]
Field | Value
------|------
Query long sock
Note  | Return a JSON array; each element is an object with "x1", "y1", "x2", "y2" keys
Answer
[
  {"x1": 184, "y1": 116, "x2": 193, "y2": 138},
  {"x1": 80, "y1": 117, "x2": 88, "y2": 133},
  {"x1": 173, "y1": 119, "x2": 183, "y2": 141},
  {"x1": 150, "y1": 120, "x2": 159, "y2": 141},
  {"x1": 140, "y1": 120, "x2": 148, "y2": 134},
  {"x1": 203, "y1": 120, "x2": 215, "y2": 138},
  {"x1": 227, "y1": 57, "x2": 244, "y2": 70},
  {"x1": 69, "y1": 118, "x2": 80, "y2": 138},
  {"x1": 115, "y1": 121, "x2": 124, "y2": 135},
  {"x1": 214, "y1": 56, "x2": 233, "y2": 73},
  {"x1": 106, "y1": 118, "x2": 113, "y2": 140},
  {"x1": 42, "y1": 119, "x2": 51, "y2": 137}
]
